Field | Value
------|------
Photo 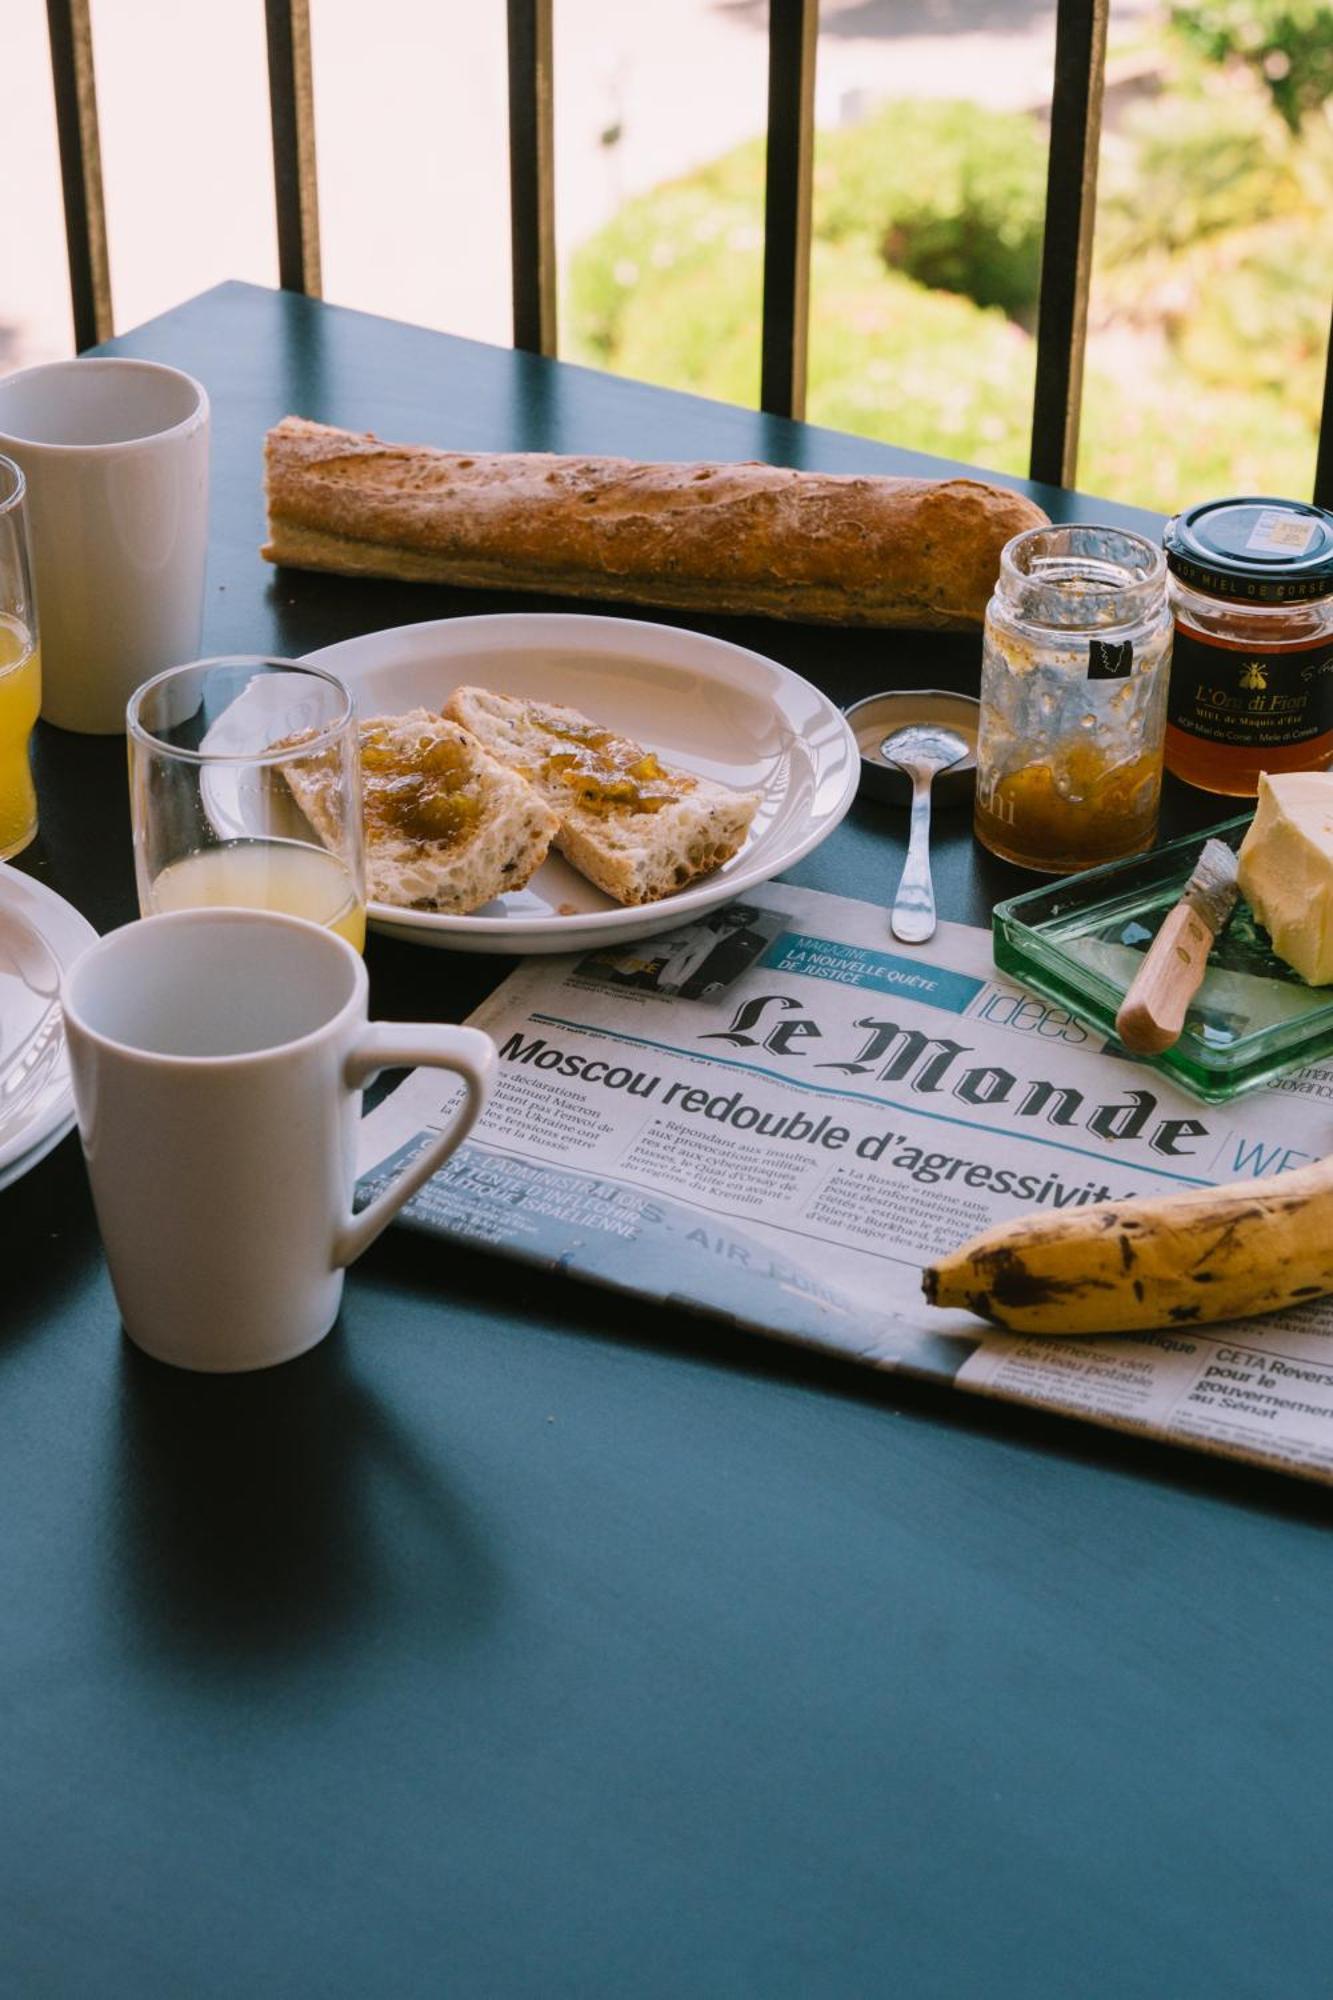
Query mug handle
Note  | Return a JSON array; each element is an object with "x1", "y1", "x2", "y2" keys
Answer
[{"x1": 333, "y1": 1021, "x2": 497, "y2": 1268}]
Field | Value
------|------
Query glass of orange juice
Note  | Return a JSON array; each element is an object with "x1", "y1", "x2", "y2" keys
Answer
[
  {"x1": 0, "y1": 456, "x2": 41, "y2": 859},
  {"x1": 127, "y1": 658, "x2": 366, "y2": 951}
]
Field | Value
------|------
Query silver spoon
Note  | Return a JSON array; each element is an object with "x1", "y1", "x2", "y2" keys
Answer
[{"x1": 880, "y1": 723, "x2": 969, "y2": 944}]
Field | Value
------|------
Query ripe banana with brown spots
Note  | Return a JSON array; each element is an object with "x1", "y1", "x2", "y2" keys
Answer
[{"x1": 921, "y1": 1156, "x2": 1333, "y2": 1335}]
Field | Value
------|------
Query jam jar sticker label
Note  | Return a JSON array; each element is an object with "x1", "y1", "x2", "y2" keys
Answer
[
  {"x1": 1168, "y1": 630, "x2": 1333, "y2": 749},
  {"x1": 1087, "y1": 639, "x2": 1134, "y2": 680},
  {"x1": 1245, "y1": 509, "x2": 1319, "y2": 557}
]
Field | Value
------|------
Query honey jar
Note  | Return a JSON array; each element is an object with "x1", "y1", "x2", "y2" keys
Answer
[{"x1": 1163, "y1": 496, "x2": 1333, "y2": 797}]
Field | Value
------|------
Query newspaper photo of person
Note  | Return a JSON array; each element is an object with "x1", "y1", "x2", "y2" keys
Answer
[{"x1": 576, "y1": 904, "x2": 782, "y2": 999}]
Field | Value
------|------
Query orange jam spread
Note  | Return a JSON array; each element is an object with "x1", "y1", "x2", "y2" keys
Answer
[
  {"x1": 360, "y1": 722, "x2": 481, "y2": 848},
  {"x1": 976, "y1": 744, "x2": 1161, "y2": 873},
  {"x1": 531, "y1": 706, "x2": 692, "y2": 817}
]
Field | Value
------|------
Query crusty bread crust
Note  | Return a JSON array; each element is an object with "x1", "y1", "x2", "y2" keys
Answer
[
  {"x1": 263, "y1": 417, "x2": 1047, "y2": 630},
  {"x1": 444, "y1": 687, "x2": 760, "y2": 907},
  {"x1": 283, "y1": 709, "x2": 559, "y2": 913}
]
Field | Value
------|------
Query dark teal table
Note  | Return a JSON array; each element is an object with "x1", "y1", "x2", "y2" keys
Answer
[{"x1": 7, "y1": 283, "x2": 1330, "y2": 1998}]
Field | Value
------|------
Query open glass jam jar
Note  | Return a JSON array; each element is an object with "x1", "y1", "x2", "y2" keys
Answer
[
  {"x1": 1163, "y1": 496, "x2": 1333, "y2": 797},
  {"x1": 974, "y1": 524, "x2": 1172, "y2": 874}
]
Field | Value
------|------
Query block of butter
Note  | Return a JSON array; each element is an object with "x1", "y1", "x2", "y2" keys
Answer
[{"x1": 1237, "y1": 771, "x2": 1333, "y2": 985}]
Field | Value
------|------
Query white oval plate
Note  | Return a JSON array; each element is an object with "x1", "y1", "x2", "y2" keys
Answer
[
  {"x1": 301, "y1": 613, "x2": 859, "y2": 954},
  {"x1": 0, "y1": 864, "x2": 98, "y2": 1190}
]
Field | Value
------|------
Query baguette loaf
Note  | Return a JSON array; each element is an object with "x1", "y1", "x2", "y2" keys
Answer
[
  {"x1": 282, "y1": 709, "x2": 559, "y2": 912},
  {"x1": 263, "y1": 416, "x2": 1047, "y2": 630},
  {"x1": 443, "y1": 686, "x2": 760, "y2": 906}
]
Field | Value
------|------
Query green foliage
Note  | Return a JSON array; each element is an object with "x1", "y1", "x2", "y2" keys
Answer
[
  {"x1": 563, "y1": 49, "x2": 1328, "y2": 514},
  {"x1": 566, "y1": 96, "x2": 1048, "y2": 375},
  {"x1": 566, "y1": 140, "x2": 765, "y2": 368},
  {"x1": 1169, "y1": 1, "x2": 1333, "y2": 131},
  {"x1": 1079, "y1": 355, "x2": 1318, "y2": 513},
  {"x1": 815, "y1": 99, "x2": 1047, "y2": 319},
  {"x1": 805, "y1": 251, "x2": 1034, "y2": 470},
  {"x1": 1166, "y1": 219, "x2": 1330, "y2": 420},
  {"x1": 585, "y1": 226, "x2": 764, "y2": 408},
  {"x1": 567, "y1": 172, "x2": 1038, "y2": 475},
  {"x1": 1097, "y1": 91, "x2": 1304, "y2": 261}
]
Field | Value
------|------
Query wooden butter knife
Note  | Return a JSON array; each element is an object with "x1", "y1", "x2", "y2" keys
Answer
[{"x1": 1115, "y1": 837, "x2": 1240, "y2": 1056}]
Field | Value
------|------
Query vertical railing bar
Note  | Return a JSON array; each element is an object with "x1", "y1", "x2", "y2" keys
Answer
[
  {"x1": 1029, "y1": 0, "x2": 1109, "y2": 489},
  {"x1": 265, "y1": 0, "x2": 323, "y2": 297},
  {"x1": 45, "y1": 0, "x2": 113, "y2": 351},
  {"x1": 760, "y1": 0, "x2": 818, "y2": 422},
  {"x1": 507, "y1": 0, "x2": 557, "y2": 357},
  {"x1": 1313, "y1": 304, "x2": 1333, "y2": 510}
]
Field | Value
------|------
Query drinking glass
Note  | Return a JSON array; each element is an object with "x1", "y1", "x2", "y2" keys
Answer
[
  {"x1": 0, "y1": 457, "x2": 41, "y2": 859},
  {"x1": 128, "y1": 658, "x2": 366, "y2": 951}
]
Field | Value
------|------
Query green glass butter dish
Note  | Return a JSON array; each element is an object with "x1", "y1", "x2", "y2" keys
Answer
[{"x1": 992, "y1": 816, "x2": 1333, "y2": 1102}]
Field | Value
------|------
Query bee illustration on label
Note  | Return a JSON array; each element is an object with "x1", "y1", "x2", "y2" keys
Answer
[{"x1": 1239, "y1": 661, "x2": 1268, "y2": 691}]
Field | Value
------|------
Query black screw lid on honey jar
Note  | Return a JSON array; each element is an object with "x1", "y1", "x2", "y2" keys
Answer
[{"x1": 1163, "y1": 496, "x2": 1333, "y2": 603}]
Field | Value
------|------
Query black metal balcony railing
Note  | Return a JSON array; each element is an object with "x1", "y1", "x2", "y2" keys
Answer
[
  {"x1": 43, "y1": 0, "x2": 1333, "y2": 508},
  {"x1": 266, "y1": 0, "x2": 322, "y2": 299}
]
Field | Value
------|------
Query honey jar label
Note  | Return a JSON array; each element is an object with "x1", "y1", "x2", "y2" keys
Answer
[{"x1": 1167, "y1": 630, "x2": 1333, "y2": 750}]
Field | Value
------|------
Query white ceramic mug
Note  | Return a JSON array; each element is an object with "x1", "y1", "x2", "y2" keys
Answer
[
  {"x1": 61, "y1": 908, "x2": 496, "y2": 1372},
  {"x1": 0, "y1": 358, "x2": 210, "y2": 734}
]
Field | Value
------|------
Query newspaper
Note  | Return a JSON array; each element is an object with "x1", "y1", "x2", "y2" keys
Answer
[{"x1": 357, "y1": 881, "x2": 1333, "y2": 1486}]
